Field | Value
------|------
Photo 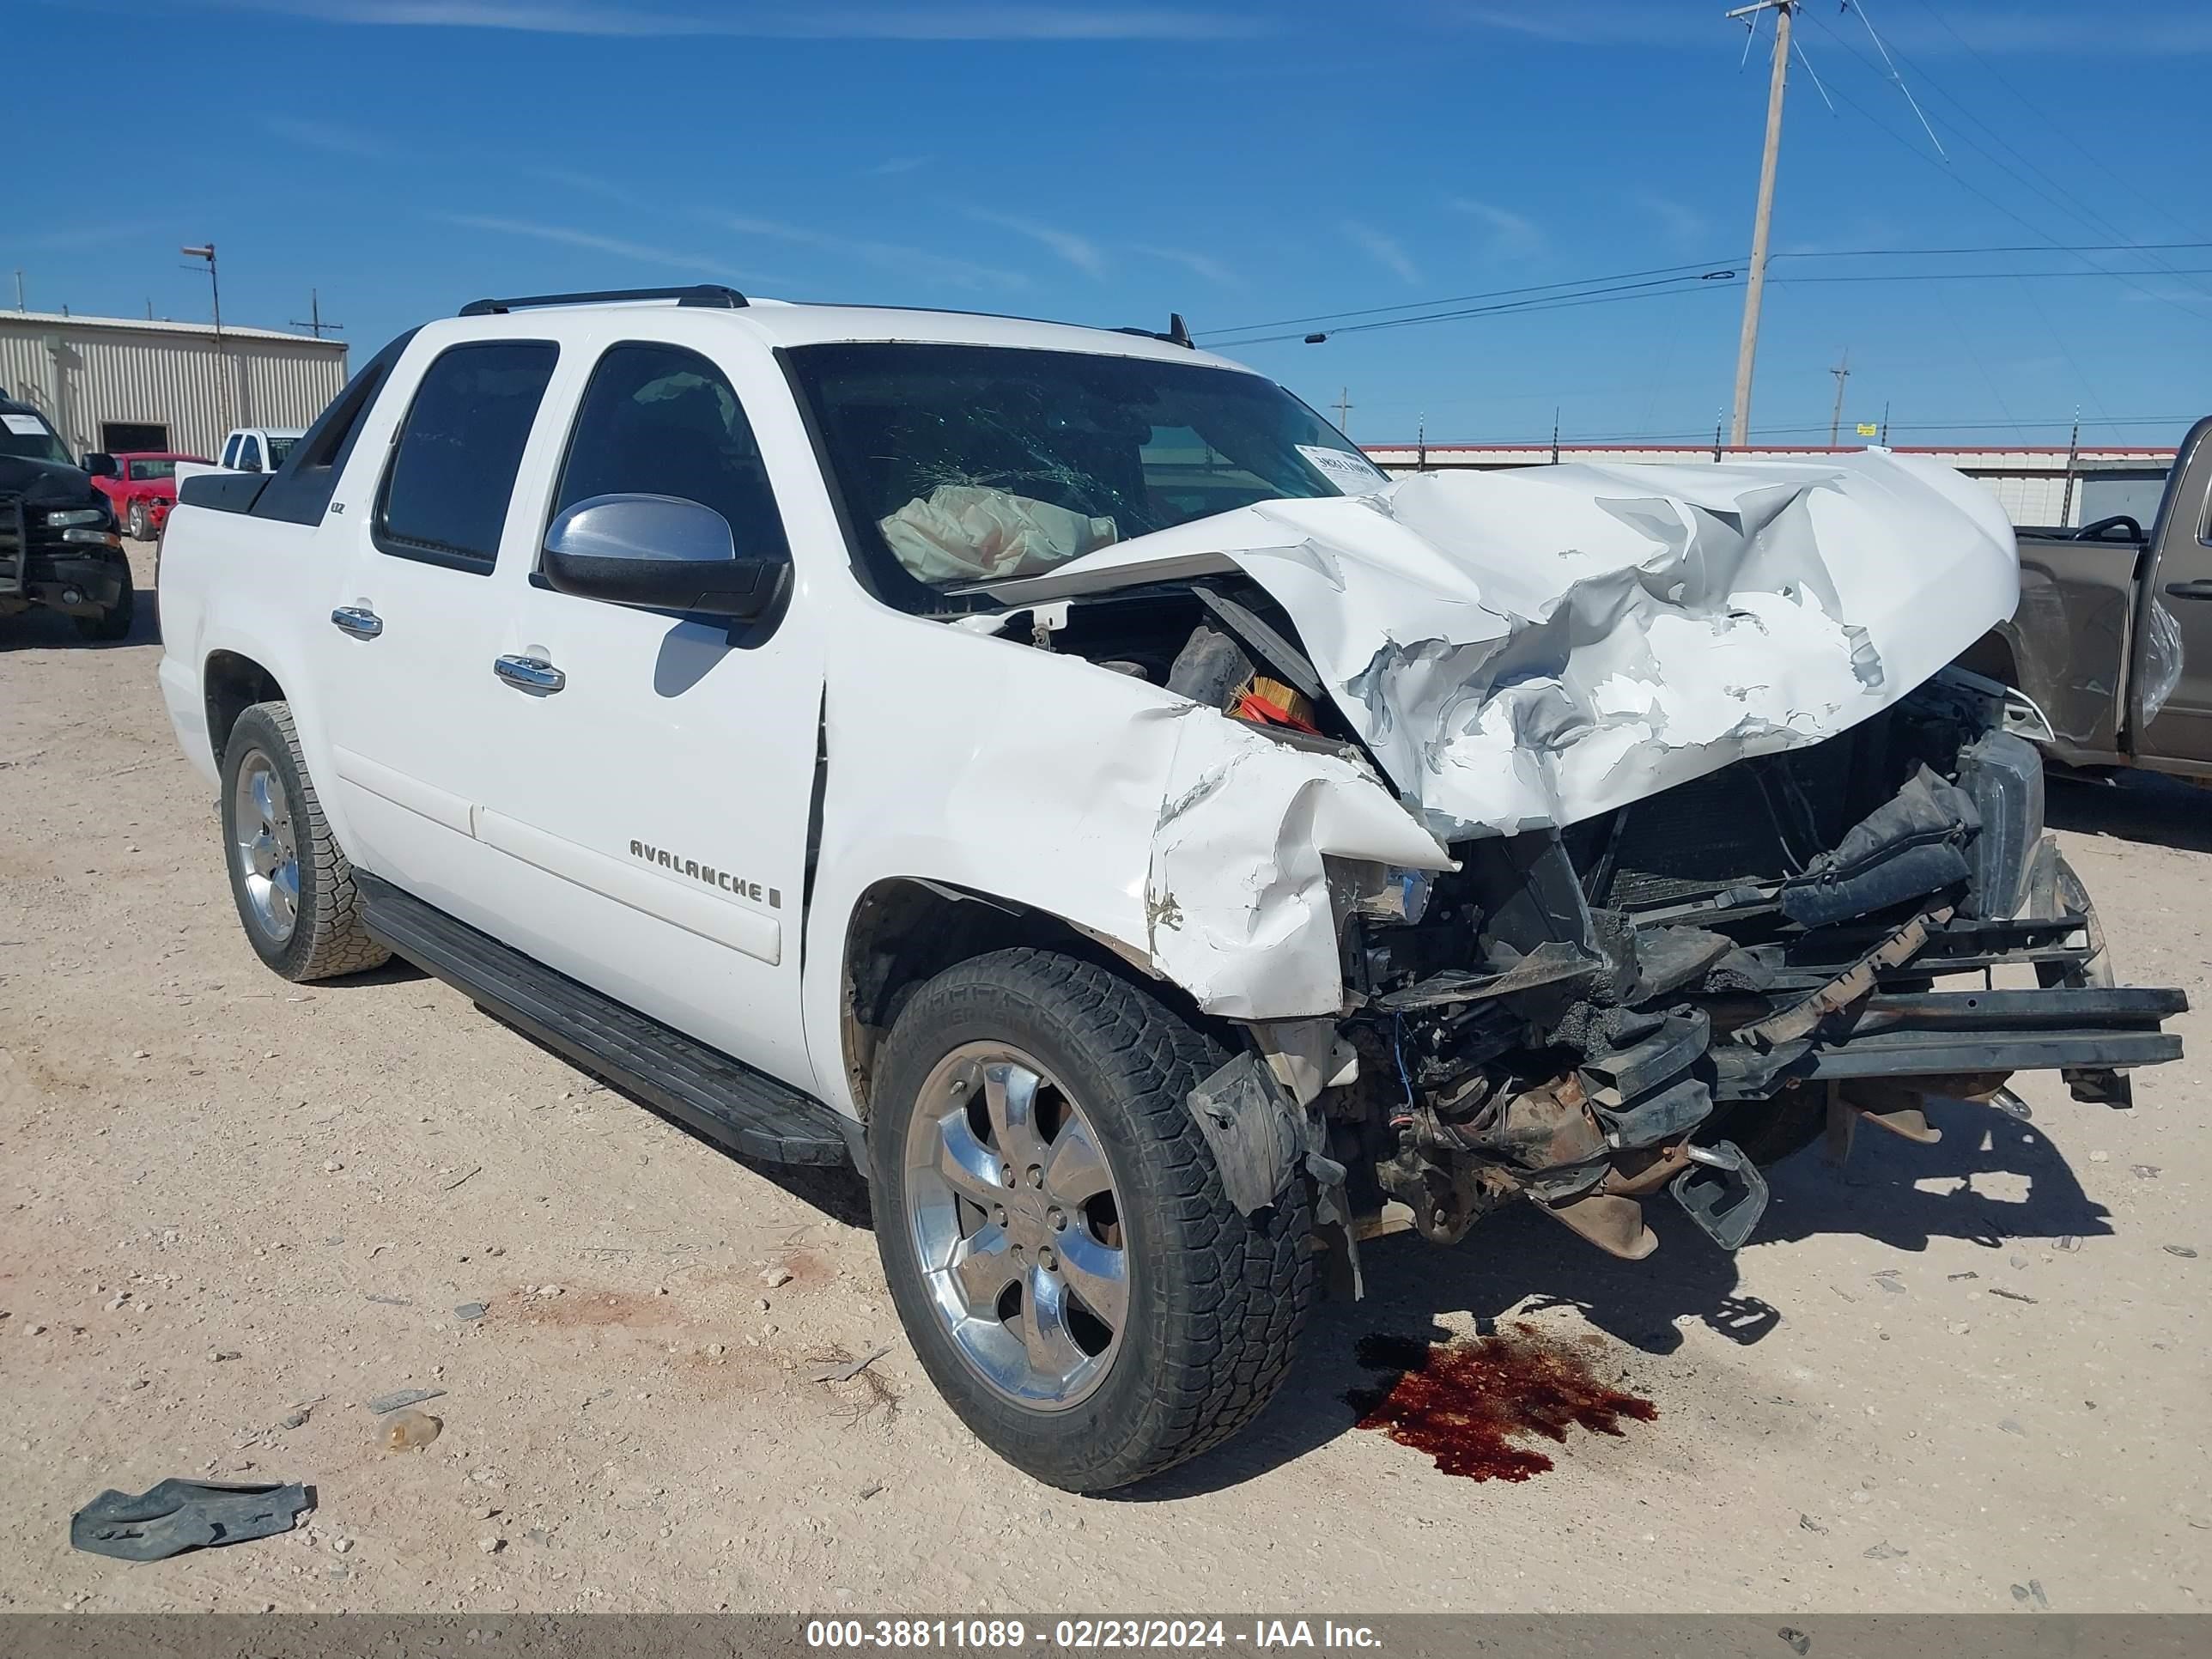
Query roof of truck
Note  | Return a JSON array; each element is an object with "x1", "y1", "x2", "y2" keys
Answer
[{"x1": 447, "y1": 289, "x2": 1250, "y2": 372}]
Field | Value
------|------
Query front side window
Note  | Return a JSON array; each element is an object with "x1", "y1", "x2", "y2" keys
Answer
[
  {"x1": 781, "y1": 342, "x2": 1380, "y2": 607},
  {"x1": 550, "y1": 343, "x2": 787, "y2": 562},
  {"x1": 377, "y1": 340, "x2": 558, "y2": 570},
  {"x1": 129, "y1": 459, "x2": 179, "y2": 482},
  {"x1": 222, "y1": 434, "x2": 240, "y2": 468}
]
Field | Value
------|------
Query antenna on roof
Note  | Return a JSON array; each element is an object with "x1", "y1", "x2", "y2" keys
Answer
[{"x1": 1167, "y1": 313, "x2": 1193, "y2": 349}]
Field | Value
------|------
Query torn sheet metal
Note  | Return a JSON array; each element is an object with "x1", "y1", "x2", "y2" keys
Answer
[{"x1": 978, "y1": 451, "x2": 2021, "y2": 841}]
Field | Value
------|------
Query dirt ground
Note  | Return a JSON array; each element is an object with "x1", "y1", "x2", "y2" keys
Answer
[{"x1": 3, "y1": 539, "x2": 2208, "y2": 1614}]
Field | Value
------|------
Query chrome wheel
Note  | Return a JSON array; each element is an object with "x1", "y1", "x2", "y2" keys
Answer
[
  {"x1": 231, "y1": 750, "x2": 300, "y2": 944},
  {"x1": 903, "y1": 1042, "x2": 1128, "y2": 1411}
]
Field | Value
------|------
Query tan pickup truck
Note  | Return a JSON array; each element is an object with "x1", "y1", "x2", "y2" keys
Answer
[{"x1": 1960, "y1": 416, "x2": 2211, "y2": 780}]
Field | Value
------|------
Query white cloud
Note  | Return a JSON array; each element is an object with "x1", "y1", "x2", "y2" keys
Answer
[
  {"x1": 434, "y1": 213, "x2": 769, "y2": 281},
  {"x1": 1443, "y1": 2, "x2": 2212, "y2": 54},
  {"x1": 964, "y1": 209, "x2": 1107, "y2": 277},
  {"x1": 228, "y1": 1, "x2": 1266, "y2": 40},
  {"x1": 710, "y1": 213, "x2": 1026, "y2": 291},
  {"x1": 1449, "y1": 196, "x2": 1546, "y2": 258},
  {"x1": 1341, "y1": 220, "x2": 1420, "y2": 285},
  {"x1": 1133, "y1": 245, "x2": 1240, "y2": 288},
  {"x1": 1630, "y1": 191, "x2": 1711, "y2": 251},
  {"x1": 262, "y1": 116, "x2": 398, "y2": 158}
]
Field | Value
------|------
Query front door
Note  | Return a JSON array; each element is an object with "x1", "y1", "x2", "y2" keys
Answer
[
  {"x1": 470, "y1": 333, "x2": 823, "y2": 1091},
  {"x1": 317, "y1": 336, "x2": 562, "y2": 920},
  {"x1": 2138, "y1": 422, "x2": 2212, "y2": 771}
]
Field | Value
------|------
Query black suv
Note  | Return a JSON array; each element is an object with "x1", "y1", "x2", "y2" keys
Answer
[{"x1": 0, "y1": 393, "x2": 134, "y2": 641}]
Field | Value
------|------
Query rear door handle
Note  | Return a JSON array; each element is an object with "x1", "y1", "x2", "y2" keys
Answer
[
  {"x1": 493, "y1": 653, "x2": 566, "y2": 696},
  {"x1": 2165, "y1": 579, "x2": 2212, "y2": 600},
  {"x1": 330, "y1": 605, "x2": 383, "y2": 639}
]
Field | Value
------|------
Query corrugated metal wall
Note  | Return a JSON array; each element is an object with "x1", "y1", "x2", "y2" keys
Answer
[{"x1": 0, "y1": 317, "x2": 347, "y2": 459}]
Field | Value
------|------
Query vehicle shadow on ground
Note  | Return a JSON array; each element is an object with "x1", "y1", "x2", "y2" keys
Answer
[
  {"x1": 1123, "y1": 1091, "x2": 2106, "y2": 1500},
  {"x1": 0, "y1": 586, "x2": 159, "y2": 652},
  {"x1": 2047, "y1": 772, "x2": 2212, "y2": 854}
]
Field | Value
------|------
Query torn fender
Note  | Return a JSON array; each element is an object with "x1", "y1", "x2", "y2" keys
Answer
[{"x1": 978, "y1": 450, "x2": 2021, "y2": 842}]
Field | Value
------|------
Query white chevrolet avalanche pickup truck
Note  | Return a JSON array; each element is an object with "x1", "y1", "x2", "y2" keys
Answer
[{"x1": 157, "y1": 283, "x2": 2184, "y2": 1491}]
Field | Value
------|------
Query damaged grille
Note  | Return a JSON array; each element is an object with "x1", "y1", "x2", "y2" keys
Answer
[{"x1": 1571, "y1": 743, "x2": 1863, "y2": 911}]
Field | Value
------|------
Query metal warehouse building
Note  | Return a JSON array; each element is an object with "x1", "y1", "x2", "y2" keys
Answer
[
  {"x1": 0, "y1": 311, "x2": 348, "y2": 463},
  {"x1": 1361, "y1": 442, "x2": 2178, "y2": 530}
]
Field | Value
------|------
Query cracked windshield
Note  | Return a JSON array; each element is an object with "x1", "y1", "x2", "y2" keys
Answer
[{"x1": 785, "y1": 341, "x2": 1383, "y2": 597}]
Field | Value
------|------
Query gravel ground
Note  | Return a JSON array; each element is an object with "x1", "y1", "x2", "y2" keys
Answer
[{"x1": 3, "y1": 541, "x2": 2207, "y2": 1613}]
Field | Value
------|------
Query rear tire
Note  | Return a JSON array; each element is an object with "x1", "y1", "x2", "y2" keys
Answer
[
  {"x1": 870, "y1": 948, "x2": 1315, "y2": 1492},
  {"x1": 126, "y1": 499, "x2": 150, "y2": 541},
  {"x1": 219, "y1": 701, "x2": 390, "y2": 981}
]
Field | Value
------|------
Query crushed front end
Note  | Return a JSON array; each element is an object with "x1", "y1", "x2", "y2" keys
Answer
[{"x1": 1313, "y1": 668, "x2": 2185, "y2": 1262}]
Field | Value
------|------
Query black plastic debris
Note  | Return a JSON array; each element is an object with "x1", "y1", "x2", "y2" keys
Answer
[{"x1": 70, "y1": 1479, "x2": 313, "y2": 1562}]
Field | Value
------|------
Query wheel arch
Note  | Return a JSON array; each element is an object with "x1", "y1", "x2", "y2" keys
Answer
[
  {"x1": 836, "y1": 877, "x2": 1211, "y2": 1121},
  {"x1": 203, "y1": 649, "x2": 287, "y2": 771}
]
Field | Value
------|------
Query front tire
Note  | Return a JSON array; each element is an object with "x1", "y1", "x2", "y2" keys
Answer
[
  {"x1": 127, "y1": 499, "x2": 150, "y2": 541},
  {"x1": 71, "y1": 563, "x2": 134, "y2": 642},
  {"x1": 870, "y1": 949, "x2": 1315, "y2": 1492},
  {"x1": 218, "y1": 702, "x2": 390, "y2": 981}
]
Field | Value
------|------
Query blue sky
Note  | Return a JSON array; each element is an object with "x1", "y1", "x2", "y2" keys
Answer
[{"x1": 9, "y1": 1, "x2": 2209, "y2": 447}]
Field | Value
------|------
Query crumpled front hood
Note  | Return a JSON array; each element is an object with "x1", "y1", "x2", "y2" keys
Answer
[{"x1": 980, "y1": 449, "x2": 2021, "y2": 841}]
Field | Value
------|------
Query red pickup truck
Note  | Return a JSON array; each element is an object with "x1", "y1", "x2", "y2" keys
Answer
[{"x1": 89, "y1": 451, "x2": 212, "y2": 541}]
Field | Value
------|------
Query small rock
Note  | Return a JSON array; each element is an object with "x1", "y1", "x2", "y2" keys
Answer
[
  {"x1": 1999, "y1": 1419, "x2": 2026, "y2": 1436},
  {"x1": 477, "y1": 1504, "x2": 498, "y2": 1521},
  {"x1": 537, "y1": 1284, "x2": 564, "y2": 1297},
  {"x1": 2087, "y1": 1151, "x2": 2109, "y2": 1164},
  {"x1": 2163, "y1": 1245, "x2": 2198, "y2": 1259},
  {"x1": 454, "y1": 1303, "x2": 488, "y2": 1322},
  {"x1": 1948, "y1": 1322, "x2": 1972, "y2": 1335},
  {"x1": 484, "y1": 1245, "x2": 506, "y2": 1257},
  {"x1": 1863, "y1": 1540, "x2": 1908, "y2": 1561},
  {"x1": 478, "y1": 1536, "x2": 502, "y2": 1555},
  {"x1": 131, "y1": 1049, "x2": 149, "y2": 1060},
  {"x1": 2009, "y1": 1579, "x2": 2049, "y2": 1609},
  {"x1": 1875, "y1": 1278, "x2": 1905, "y2": 1294},
  {"x1": 323, "y1": 1160, "x2": 343, "y2": 1174},
  {"x1": 1798, "y1": 1514, "x2": 1827, "y2": 1534},
  {"x1": 279, "y1": 1409, "x2": 309, "y2": 1430},
  {"x1": 761, "y1": 1267, "x2": 793, "y2": 1289},
  {"x1": 127, "y1": 1377, "x2": 149, "y2": 1392},
  {"x1": 1778, "y1": 1630, "x2": 1810, "y2": 1657},
  {"x1": 210, "y1": 1350, "x2": 240, "y2": 1363},
  {"x1": 27, "y1": 1323, "x2": 46, "y2": 1336},
  {"x1": 757, "y1": 1297, "x2": 773, "y2": 1313},
  {"x1": 331, "y1": 1537, "x2": 354, "y2": 1555},
  {"x1": 707, "y1": 1343, "x2": 726, "y2": 1358},
  {"x1": 2132, "y1": 1165, "x2": 2160, "y2": 1180},
  {"x1": 2056, "y1": 1235, "x2": 2081, "y2": 1253},
  {"x1": 1947, "y1": 1271, "x2": 1979, "y2": 1281},
  {"x1": 104, "y1": 1294, "x2": 129, "y2": 1311}
]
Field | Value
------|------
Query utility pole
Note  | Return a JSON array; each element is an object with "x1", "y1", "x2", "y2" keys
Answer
[
  {"x1": 2060, "y1": 410, "x2": 2082, "y2": 527},
  {"x1": 1881, "y1": 400, "x2": 1891, "y2": 443},
  {"x1": 290, "y1": 288, "x2": 344, "y2": 339},
  {"x1": 1727, "y1": 0, "x2": 1794, "y2": 447},
  {"x1": 180, "y1": 243, "x2": 221, "y2": 337},
  {"x1": 1416, "y1": 414, "x2": 1427, "y2": 471},
  {"x1": 1551, "y1": 407, "x2": 1561, "y2": 465},
  {"x1": 1827, "y1": 349, "x2": 1851, "y2": 447},
  {"x1": 12, "y1": 270, "x2": 23, "y2": 312},
  {"x1": 1332, "y1": 386, "x2": 1352, "y2": 434}
]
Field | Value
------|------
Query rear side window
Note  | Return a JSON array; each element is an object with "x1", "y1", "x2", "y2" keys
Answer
[
  {"x1": 376, "y1": 340, "x2": 558, "y2": 571},
  {"x1": 550, "y1": 343, "x2": 787, "y2": 562},
  {"x1": 239, "y1": 436, "x2": 264, "y2": 473}
]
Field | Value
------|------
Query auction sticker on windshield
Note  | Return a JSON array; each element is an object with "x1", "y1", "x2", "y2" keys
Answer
[
  {"x1": 3, "y1": 413, "x2": 52, "y2": 436},
  {"x1": 1297, "y1": 443, "x2": 1390, "y2": 495}
]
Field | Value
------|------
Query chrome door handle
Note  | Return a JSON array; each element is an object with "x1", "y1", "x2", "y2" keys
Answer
[
  {"x1": 330, "y1": 605, "x2": 383, "y2": 639},
  {"x1": 493, "y1": 653, "x2": 566, "y2": 696}
]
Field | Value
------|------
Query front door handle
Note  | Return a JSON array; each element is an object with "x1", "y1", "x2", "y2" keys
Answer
[
  {"x1": 493, "y1": 653, "x2": 566, "y2": 696},
  {"x1": 2165, "y1": 579, "x2": 2212, "y2": 601},
  {"x1": 330, "y1": 605, "x2": 383, "y2": 639}
]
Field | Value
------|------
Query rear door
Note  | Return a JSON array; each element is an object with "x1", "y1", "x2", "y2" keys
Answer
[
  {"x1": 2136, "y1": 418, "x2": 2212, "y2": 771},
  {"x1": 316, "y1": 335, "x2": 563, "y2": 915},
  {"x1": 467, "y1": 325, "x2": 823, "y2": 1089}
]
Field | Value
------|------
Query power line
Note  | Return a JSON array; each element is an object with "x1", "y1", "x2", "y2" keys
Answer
[{"x1": 1206, "y1": 270, "x2": 1742, "y2": 349}]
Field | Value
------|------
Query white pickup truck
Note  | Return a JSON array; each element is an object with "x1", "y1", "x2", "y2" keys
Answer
[
  {"x1": 171, "y1": 427, "x2": 306, "y2": 495},
  {"x1": 156, "y1": 284, "x2": 2184, "y2": 1491}
]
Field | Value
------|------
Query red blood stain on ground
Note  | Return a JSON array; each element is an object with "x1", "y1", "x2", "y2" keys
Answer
[{"x1": 1346, "y1": 1323, "x2": 1657, "y2": 1480}]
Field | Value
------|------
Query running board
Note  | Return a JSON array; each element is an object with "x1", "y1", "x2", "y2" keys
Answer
[{"x1": 354, "y1": 873, "x2": 855, "y2": 1168}]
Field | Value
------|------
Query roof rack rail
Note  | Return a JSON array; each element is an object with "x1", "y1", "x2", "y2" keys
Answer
[
  {"x1": 1112, "y1": 311, "x2": 1195, "y2": 349},
  {"x1": 457, "y1": 284, "x2": 748, "y2": 318}
]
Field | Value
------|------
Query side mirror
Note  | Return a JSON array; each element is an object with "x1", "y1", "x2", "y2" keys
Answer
[
  {"x1": 82, "y1": 452, "x2": 118, "y2": 478},
  {"x1": 541, "y1": 493, "x2": 787, "y2": 620}
]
